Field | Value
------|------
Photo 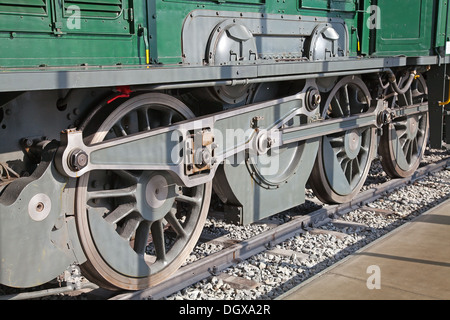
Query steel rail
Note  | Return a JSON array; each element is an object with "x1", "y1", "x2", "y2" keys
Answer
[{"x1": 110, "y1": 157, "x2": 450, "y2": 300}]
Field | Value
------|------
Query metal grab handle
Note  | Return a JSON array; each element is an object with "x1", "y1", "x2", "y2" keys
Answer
[{"x1": 439, "y1": 78, "x2": 450, "y2": 106}]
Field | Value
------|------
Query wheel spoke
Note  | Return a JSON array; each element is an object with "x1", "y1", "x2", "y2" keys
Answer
[
  {"x1": 87, "y1": 185, "x2": 136, "y2": 201},
  {"x1": 114, "y1": 170, "x2": 139, "y2": 184},
  {"x1": 407, "y1": 139, "x2": 414, "y2": 163},
  {"x1": 105, "y1": 202, "x2": 136, "y2": 224},
  {"x1": 341, "y1": 85, "x2": 351, "y2": 115},
  {"x1": 401, "y1": 136, "x2": 410, "y2": 150},
  {"x1": 345, "y1": 160, "x2": 352, "y2": 183},
  {"x1": 137, "y1": 108, "x2": 151, "y2": 131},
  {"x1": 341, "y1": 157, "x2": 349, "y2": 174},
  {"x1": 354, "y1": 157, "x2": 361, "y2": 176},
  {"x1": 349, "y1": 86, "x2": 367, "y2": 113},
  {"x1": 176, "y1": 193, "x2": 201, "y2": 206},
  {"x1": 336, "y1": 149, "x2": 347, "y2": 162},
  {"x1": 360, "y1": 145, "x2": 369, "y2": 156},
  {"x1": 134, "y1": 221, "x2": 151, "y2": 255},
  {"x1": 331, "y1": 96, "x2": 345, "y2": 117},
  {"x1": 329, "y1": 135, "x2": 345, "y2": 149},
  {"x1": 322, "y1": 135, "x2": 352, "y2": 191},
  {"x1": 151, "y1": 220, "x2": 166, "y2": 262},
  {"x1": 161, "y1": 110, "x2": 174, "y2": 126},
  {"x1": 412, "y1": 137, "x2": 419, "y2": 157},
  {"x1": 165, "y1": 209, "x2": 187, "y2": 238},
  {"x1": 113, "y1": 122, "x2": 128, "y2": 137},
  {"x1": 394, "y1": 119, "x2": 408, "y2": 130}
]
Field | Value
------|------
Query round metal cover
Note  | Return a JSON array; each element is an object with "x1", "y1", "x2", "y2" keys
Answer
[
  {"x1": 207, "y1": 21, "x2": 257, "y2": 65},
  {"x1": 308, "y1": 24, "x2": 342, "y2": 61}
]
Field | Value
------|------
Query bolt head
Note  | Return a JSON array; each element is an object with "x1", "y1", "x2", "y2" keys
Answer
[{"x1": 69, "y1": 148, "x2": 88, "y2": 171}]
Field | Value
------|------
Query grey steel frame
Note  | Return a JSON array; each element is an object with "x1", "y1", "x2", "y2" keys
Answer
[{"x1": 1, "y1": 55, "x2": 446, "y2": 149}]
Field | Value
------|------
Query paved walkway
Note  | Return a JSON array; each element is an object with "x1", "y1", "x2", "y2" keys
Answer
[{"x1": 279, "y1": 199, "x2": 450, "y2": 300}]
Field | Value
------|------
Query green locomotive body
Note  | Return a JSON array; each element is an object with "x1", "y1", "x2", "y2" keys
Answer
[
  {"x1": 0, "y1": 0, "x2": 447, "y2": 67},
  {"x1": 0, "y1": 0, "x2": 448, "y2": 291}
]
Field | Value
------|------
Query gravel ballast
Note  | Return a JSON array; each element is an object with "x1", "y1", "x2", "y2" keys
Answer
[{"x1": 166, "y1": 149, "x2": 450, "y2": 300}]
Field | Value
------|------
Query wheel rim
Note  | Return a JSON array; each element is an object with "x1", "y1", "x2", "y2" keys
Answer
[
  {"x1": 309, "y1": 76, "x2": 376, "y2": 204},
  {"x1": 379, "y1": 74, "x2": 429, "y2": 178},
  {"x1": 76, "y1": 93, "x2": 211, "y2": 290},
  {"x1": 246, "y1": 82, "x2": 305, "y2": 188}
]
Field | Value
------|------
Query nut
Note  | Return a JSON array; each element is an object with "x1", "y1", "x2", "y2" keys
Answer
[
  {"x1": 306, "y1": 88, "x2": 321, "y2": 111},
  {"x1": 68, "y1": 148, "x2": 88, "y2": 172}
]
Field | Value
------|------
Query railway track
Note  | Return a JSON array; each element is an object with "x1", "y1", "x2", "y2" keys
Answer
[
  {"x1": 113, "y1": 152, "x2": 450, "y2": 300},
  {"x1": 1, "y1": 149, "x2": 449, "y2": 300}
]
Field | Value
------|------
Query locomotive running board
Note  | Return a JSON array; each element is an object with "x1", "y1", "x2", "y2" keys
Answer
[{"x1": 55, "y1": 93, "x2": 428, "y2": 187}]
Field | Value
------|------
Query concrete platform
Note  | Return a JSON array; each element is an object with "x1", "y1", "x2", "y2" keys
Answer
[{"x1": 279, "y1": 199, "x2": 450, "y2": 300}]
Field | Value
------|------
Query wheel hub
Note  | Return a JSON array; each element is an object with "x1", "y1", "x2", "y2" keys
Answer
[
  {"x1": 344, "y1": 130, "x2": 361, "y2": 160},
  {"x1": 138, "y1": 172, "x2": 175, "y2": 221},
  {"x1": 407, "y1": 116, "x2": 419, "y2": 139}
]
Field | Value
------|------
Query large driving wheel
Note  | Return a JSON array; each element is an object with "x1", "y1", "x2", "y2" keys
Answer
[
  {"x1": 379, "y1": 74, "x2": 429, "y2": 178},
  {"x1": 309, "y1": 76, "x2": 376, "y2": 204},
  {"x1": 76, "y1": 93, "x2": 211, "y2": 290}
]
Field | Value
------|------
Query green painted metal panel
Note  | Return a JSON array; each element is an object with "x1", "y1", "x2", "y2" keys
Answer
[
  {"x1": 0, "y1": 0, "x2": 359, "y2": 68},
  {"x1": 300, "y1": 0, "x2": 329, "y2": 10},
  {"x1": 4, "y1": 0, "x2": 429, "y2": 68},
  {"x1": 59, "y1": 0, "x2": 133, "y2": 35},
  {"x1": 0, "y1": 0, "x2": 47, "y2": 14},
  {"x1": 435, "y1": 0, "x2": 448, "y2": 48},
  {"x1": 435, "y1": 0, "x2": 450, "y2": 55},
  {"x1": 64, "y1": 0, "x2": 124, "y2": 18},
  {"x1": 0, "y1": 35, "x2": 143, "y2": 67},
  {"x1": 0, "y1": 0, "x2": 146, "y2": 67},
  {"x1": 300, "y1": 0, "x2": 357, "y2": 12},
  {"x1": 359, "y1": 0, "x2": 371, "y2": 55},
  {"x1": 0, "y1": 0, "x2": 51, "y2": 33},
  {"x1": 371, "y1": 0, "x2": 434, "y2": 56}
]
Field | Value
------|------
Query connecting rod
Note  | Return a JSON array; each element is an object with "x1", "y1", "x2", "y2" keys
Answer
[{"x1": 55, "y1": 90, "x2": 428, "y2": 188}]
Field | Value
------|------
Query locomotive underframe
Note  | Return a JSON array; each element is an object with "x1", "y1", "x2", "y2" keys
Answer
[
  {"x1": 0, "y1": 57, "x2": 443, "y2": 289},
  {"x1": 0, "y1": 56, "x2": 438, "y2": 93}
]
